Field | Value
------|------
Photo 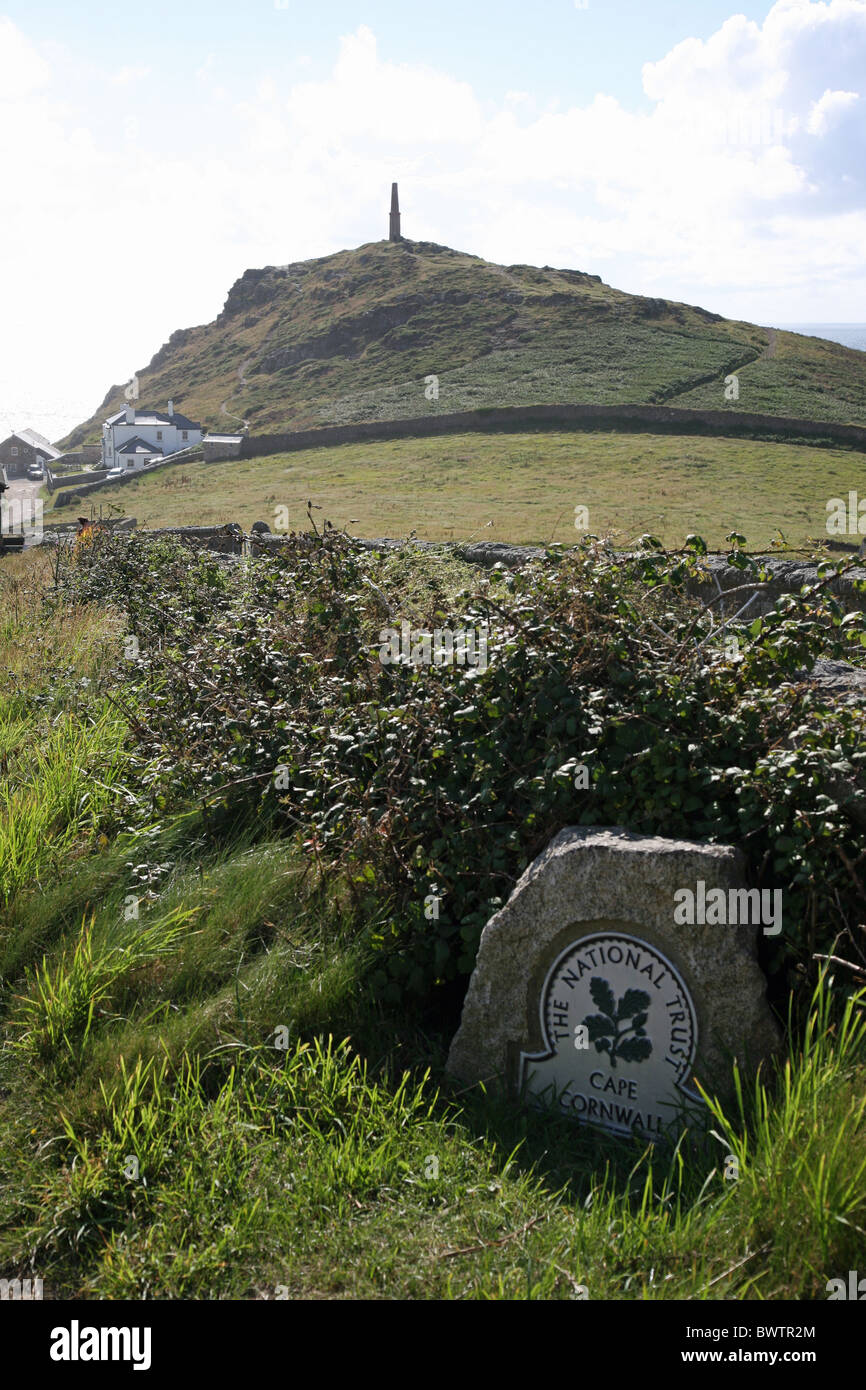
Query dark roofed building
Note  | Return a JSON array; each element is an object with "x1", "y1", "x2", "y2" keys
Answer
[
  {"x1": 117, "y1": 436, "x2": 162, "y2": 455},
  {"x1": 101, "y1": 399, "x2": 202, "y2": 470},
  {"x1": 0, "y1": 428, "x2": 62, "y2": 479},
  {"x1": 104, "y1": 408, "x2": 201, "y2": 431}
]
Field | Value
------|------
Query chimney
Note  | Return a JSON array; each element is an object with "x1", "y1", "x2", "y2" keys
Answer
[
  {"x1": 389, "y1": 183, "x2": 401, "y2": 242},
  {"x1": 125, "y1": 404, "x2": 134, "y2": 425},
  {"x1": 168, "y1": 399, "x2": 174, "y2": 418}
]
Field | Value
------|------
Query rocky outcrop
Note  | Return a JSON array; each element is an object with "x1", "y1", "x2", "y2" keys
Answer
[
  {"x1": 218, "y1": 266, "x2": 294, "y2": 321},
  {"x1": 802, "y1": 658, "x2": 866, "y2": 702},
  {"x1": 145, "y1": 327, "x2": 194, "y2": 373}
]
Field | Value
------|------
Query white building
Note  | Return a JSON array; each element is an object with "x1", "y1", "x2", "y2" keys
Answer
[
  {"x1": 102, "y1": 400, "x2": 202, "y2": 471},
  {"x1": 114, "y1": 437, "x2": 161, "y2": 473}
]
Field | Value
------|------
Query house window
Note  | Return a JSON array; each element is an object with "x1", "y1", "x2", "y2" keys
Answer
[
  {"x1": 10, "y1": 446, "x2": 17, "y2": 456},
  {"x1": 156, "y1": 431, "x2": 163, "y2": 441},
  {"x1": 182, "y1": 431, "x2": 188, "y2": 441}
]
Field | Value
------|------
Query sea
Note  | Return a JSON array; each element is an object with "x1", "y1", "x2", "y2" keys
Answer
[{"x1": 773, "y1": 324, "x2": 866, "y2": 352}]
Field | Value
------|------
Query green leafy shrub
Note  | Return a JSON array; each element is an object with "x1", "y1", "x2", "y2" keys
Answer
[{"x1": 54, "y1": 528, "x2": 866, "y2": 1004}]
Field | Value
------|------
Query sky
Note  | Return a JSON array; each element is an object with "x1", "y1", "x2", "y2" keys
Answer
[{"x1": 1, "y1": 0, "x2": 865, "y2": 442}]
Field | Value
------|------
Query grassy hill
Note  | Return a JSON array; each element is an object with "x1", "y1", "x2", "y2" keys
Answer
[
  {"x1": 53, "y1": 428, "x2": 864, "y2": 551},
  {"x1": 60, "y1": 240, "x2": 866, "y2": 448}
]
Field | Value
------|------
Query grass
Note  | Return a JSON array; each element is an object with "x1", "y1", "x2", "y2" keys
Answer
[
  {"x1": 0, "y1": 547, "x2": 133, "y2": 908},
  {"x1": 1, "y1": 545, "x2": 865, "y2": 1300},
  {"x1": 671, "y1": 326, "x2": 866, "y2": 423},
  {"x1": 1, "y1": 825, "x2": 864, "y2": 1299},
  {"x1": 53, "y1": 428, "x2": 866, "y2": 551},
  {"x1": 0, "y1": 708, "x2": 130, "y2": 906}
]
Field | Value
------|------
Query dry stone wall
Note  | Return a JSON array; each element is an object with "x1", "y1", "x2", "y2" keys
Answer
[{"x1": 241, "y1": 402, "x2": 866, "y2": 459}]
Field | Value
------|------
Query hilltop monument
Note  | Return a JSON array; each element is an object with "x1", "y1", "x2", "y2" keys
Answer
[{"x1": 389, "y1": 183, "x2": 402, "y2": 241}]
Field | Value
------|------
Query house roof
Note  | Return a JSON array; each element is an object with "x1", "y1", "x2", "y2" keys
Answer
[
  {"x1": 3, "y1": 429, "x2": 63, "y2": 459},
  {"x1": 117, "y1": 436, "x2": 162, "y2": 456},
  {"x1": 105, "y1": 409, "x2": 201, "y2": 430}
]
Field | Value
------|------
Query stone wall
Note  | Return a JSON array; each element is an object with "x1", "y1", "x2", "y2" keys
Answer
[
  {"x1": 240, "y1": 402, "x2": 866, "y2": 459},
  {"x1": 47, "y1": 468, "x2": 109, "y2": 497},
  {"x1": 249, "y1": 531, "x2": 866, "y2": 617},
  {"x1": 52, "y1": 477, "x2": 112, "y2": 506},
  {"x1": 38, "y1": 519, "x2": 866, "y2": 618},
  {"x1": 203, "y1": 438, "x2": 244, "y2": 462}
]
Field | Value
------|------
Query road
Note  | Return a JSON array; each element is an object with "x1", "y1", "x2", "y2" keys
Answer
[{"x1": 1, "y1": 475, "x2": 46, "y2": 548}]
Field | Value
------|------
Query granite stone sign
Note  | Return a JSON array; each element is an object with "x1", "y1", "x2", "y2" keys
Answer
[{"x1": 447, "y1": 827, "x2": 780, "y2": 1140}]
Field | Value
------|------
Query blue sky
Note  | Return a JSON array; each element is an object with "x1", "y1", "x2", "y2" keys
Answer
[
  {"x1": 7, "y1": 0, "x2": 779, "y2": 112},
  {"x1": 1, "y1": 0, "x2": 864, "y2": 440}
]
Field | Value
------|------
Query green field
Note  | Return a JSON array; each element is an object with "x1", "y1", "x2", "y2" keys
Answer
[{"x1": 58, "y1": 429, "x2": 866, "y2": 550}]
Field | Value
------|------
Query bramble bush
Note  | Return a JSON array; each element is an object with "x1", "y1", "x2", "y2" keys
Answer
[{"x1": 54, "y1": 527, "x2": 866, "y2": 1006}]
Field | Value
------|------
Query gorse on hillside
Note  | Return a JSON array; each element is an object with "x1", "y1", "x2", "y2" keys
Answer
[{"x1": 61, "y1": 240, "x2": 866, "y2": 446}]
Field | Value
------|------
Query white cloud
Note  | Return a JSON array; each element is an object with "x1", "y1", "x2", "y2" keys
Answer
[
  {"x1": 807, "y1": 87, "x2": 859, "y2": 134},
  {"x1": 110, "y1": 64, "x2": 151, "y2": 86},
  {"x1": 0, "y1": 15, "x2": 49, "y2": 97},
  {"x1": 282, "y1": 26, "x2": 483, "y2": 148}
]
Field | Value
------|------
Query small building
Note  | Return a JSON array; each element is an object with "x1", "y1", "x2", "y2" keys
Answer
[
  {"x1": 0, "y1": 428, "x2": 62, "y2": 479},
  {"x1": 203, "y1": 433, "x2": 244, "y2": 462},
  {"x1": 102, "y1": 400, "x2": 202, "y2": 470}
]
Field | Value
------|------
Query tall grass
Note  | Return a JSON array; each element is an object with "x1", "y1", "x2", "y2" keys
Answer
[
  {"x1": 0, "y1": 706, "x2": 132, "y2": 905},
  {"x1": 10, "y1": 906, "x2": 197, "y2": 1071},
  {"x1": 699, "y1": 974, "x2": 866, "y2": 1290}
]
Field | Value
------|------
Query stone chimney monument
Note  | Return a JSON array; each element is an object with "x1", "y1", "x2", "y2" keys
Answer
[{"x1": 389, "y1": 182, "x2": 402, "y2": 242}]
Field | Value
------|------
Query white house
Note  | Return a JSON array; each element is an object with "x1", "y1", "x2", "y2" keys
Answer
[
  {"x1": 114, "y1": 436, "x2": 162, "y2": 473},
  {"x1": 102, "y1": 400, "x2": 202, "y2": 472}
]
